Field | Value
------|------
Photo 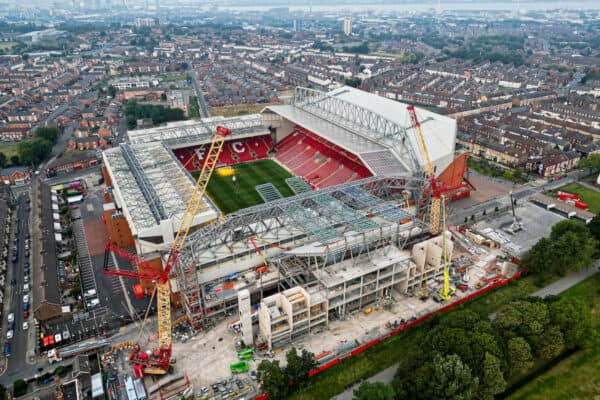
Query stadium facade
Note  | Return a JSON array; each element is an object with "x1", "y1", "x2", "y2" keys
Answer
[{"x1": 102, "y1": 86, "x2": 464, "y2": 347}]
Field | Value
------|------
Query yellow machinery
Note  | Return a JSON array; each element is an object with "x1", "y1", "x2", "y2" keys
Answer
[
  {"x1": 103, "y1": 126, "x2": 232, "y2": 375},
  {"x1": 437, "y1": 194, "x2": 455, "y2": 301}
]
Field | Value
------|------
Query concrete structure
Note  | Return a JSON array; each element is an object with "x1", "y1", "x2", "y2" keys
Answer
[
  {"x1": 238, "y1": 289, "x2": 253, "y2": 347},
  {"x1": 259, "y1": 286, "x2": 327, "y2": 350}
]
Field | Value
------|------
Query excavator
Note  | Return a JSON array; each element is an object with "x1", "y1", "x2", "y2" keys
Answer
[{"x1": 103, "y1": 126, "x2": 232, "y2": 375}]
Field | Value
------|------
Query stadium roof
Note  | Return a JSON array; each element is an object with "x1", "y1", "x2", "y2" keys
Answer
[
  {"x1": 328, "y1": 86, "x2": 457, "y2": 174},
  {"x1": 127, "y1": 114, "x2": 269, "y2": 148},
  {"x1": 267, "y1": 87, "x2": 457, "y2": 176},
  {"x1": 103, "y1": 142, "x2": 217, "y2": 246}
]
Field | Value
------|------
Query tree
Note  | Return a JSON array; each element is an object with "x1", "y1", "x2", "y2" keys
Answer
[
  {"x1": 34, "y1": 126, "x2": 59, "y2": 144},
  {"x1": 507, "y1": 337, "x2": 533, "y2": 376},
  {"x1": 10, "y1": 155, "x2": 20, "y2": 166},
  {"x1": 108, "y1": 85, "x2": 117, "y2": 98},
  {"x1": 415, "y1": 354, "x2": 478, "y2": 400},
  {"x1": 353, "y1": 382, "x2": 394, "y2": 400},
  {"x1": 535, "y1": 325, "x2": 564, "y2": 360},
  {"x1": 477, "y1": 352, "x2": 506, "y2": 400},
  {"x1": 257, "y1": 360, "x2": 288, "y2": 400},
  {"x1": 587, "y1": 215, "x2": 600, "y2": 244},
  {"x1": 12, "y1": 379, "x2": 27, "y2": 397},
  {"x1": 578, "y1": 153, "x2": 600, "y2": 173},
  {"x1": 549, "y1": 297, "x2": 592, "y2": 349},
  {"x1": 285, "y1": 347, "x2": 315, "y2": 389},
  {"x1": 0, "y1": 152, "x2": 6, "y2": 168}
]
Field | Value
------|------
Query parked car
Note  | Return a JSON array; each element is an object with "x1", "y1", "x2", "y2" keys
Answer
[
  {"x1": 23, "y1": 310, "x2": 29, "y2": 318},
  {"x1": 3, "y1": 342, "x2": 10, "y2": 357},
  {"x1": 23, "y1": 294, "x2": 29, "y2": 304},
  {"x1": 22, "y1": 321, "x2": 29, "y2": 331},
  {"x1": 7, "y1": 313, "x2": 14, "y2": 323},
  {"x1": 6, "y1": 330, "x2": 13, "y2": 339}
]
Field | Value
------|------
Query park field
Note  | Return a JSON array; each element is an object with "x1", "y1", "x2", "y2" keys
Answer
[
  {"x1": 0, "y1": 142, "x2": 19, "y2": 159},
  {"x1": 557, "y1": 182, "x2": 600, "y2": 214},
  {"x1": 198, "y1": 159, "x2": 294, "y2": 214},
  {"x1": 0, "y1": 41, "x2": 17, "y2": 50},
  {"x1": 209, "y1": 103, "x2": 278, "y2": 118}
]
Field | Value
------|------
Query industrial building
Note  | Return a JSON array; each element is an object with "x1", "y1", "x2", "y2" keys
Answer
[{"x1": 101, "y1": 86, "x2": 464, "y2": 345}]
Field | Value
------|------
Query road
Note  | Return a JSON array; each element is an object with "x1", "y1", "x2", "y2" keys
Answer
[
  {"x1": 2, "y1": 192, "x2": 32, "y2": 374},
  {"x1": 187, "y1": 62, "x2": 210, "y2": 118}
]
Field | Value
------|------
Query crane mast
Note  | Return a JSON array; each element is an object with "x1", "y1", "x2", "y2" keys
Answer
[
  {"x1": 407, "y1": 104, "x2": 442, "y2": 235},
  {"x1": 103, "y1": 125, "x2": 232, "y2": 375}
]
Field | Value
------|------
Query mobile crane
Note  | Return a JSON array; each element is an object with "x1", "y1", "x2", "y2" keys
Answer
[{"x1": 103, "y1": 125, "x2": 232, "y2": 375}]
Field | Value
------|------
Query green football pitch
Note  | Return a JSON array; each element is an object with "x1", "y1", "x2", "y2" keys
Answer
[{"x1": 197, "y1": 159, "x2": 295, "y2": 214}]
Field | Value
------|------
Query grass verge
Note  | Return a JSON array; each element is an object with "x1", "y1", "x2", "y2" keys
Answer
[{"x1": 200, "y1": 159, "x2": 293, "y2": 214}]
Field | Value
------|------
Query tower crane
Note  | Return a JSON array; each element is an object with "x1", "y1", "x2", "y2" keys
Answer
[
  {"x1": 437, "y1": 194, "x2": 455, "y2": 301},
  {"x1": 103, "y1": 126, "x2": 232, "y2": 375},
  {"x1": 406, "y1": 104, "x2": 444, "y2": 235}
]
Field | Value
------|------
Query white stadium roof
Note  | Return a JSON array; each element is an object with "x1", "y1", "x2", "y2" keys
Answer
[{"x1": 328, "y1": 86, "x2": 456, "y2": 175}]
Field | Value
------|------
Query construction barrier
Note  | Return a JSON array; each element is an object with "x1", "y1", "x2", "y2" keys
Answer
[{"x1": 254, "y1": 270, "x2": 526, "y2": 400}]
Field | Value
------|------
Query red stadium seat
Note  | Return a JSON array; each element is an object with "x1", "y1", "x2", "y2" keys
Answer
[
  {"x1": 172, "y1": 135, "x2": 273, "y2": 171},
  {"x1": 275, "y1": 126, "x2": 372, "y2": 188}
]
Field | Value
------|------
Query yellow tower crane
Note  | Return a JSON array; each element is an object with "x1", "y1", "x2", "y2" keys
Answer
[
  {"x1": 437, "y1": 194, "x2": 455, "y2": 301},
  {"x1": 103, "y1": 126, "x2": 232, "y2": 376}
]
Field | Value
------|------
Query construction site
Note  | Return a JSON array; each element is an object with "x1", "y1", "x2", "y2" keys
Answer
[{"x1": 93, "y1": 86, "x2": 540, "y2": 398}]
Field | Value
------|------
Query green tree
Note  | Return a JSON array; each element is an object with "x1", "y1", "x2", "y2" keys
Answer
[
  {"x1": 34, "y1": 126, "x2": 59, "y2": 144},
  {"x1": 353, "y1": 381, "x2": 394, "y2": 400},
  {"x1": 13, "y1": 379, "x2": 27, "y2": 397},
  {"x1": 285, "y1": 347, "x2": 315, "y2": 389},
  {"x1": 507, "y1": 337, "x2": 533, "y2": 376},
  {"x1": 549, "y1": 297, "x2": 592, "y2": 349},
  {"x1": 415, "y1": 354, "x2": 478, "y2": 400},
  {"x1": 535, "y1": 325, "x2": 564, "y2": 360},
  {"x1": 10, "y1": 155, "x2": 20, "y2": 166},
  {"x1": 0, "y1": 152, "x2": 6, "y2": 168},
  {"x1": 578, "y1": 153, "x2": 600, "y2": 173},
  {"x1": 587, "y1": 215, "x2": 600, "y2": 244},
  {"x1": 108, "y1": 85, "x2": 117, "y2": 98},
  {"x1": 257, "y1": 360, "x2": 288, "y2": 400},
  {"x1": 478, "y1": 352, "x2": 506, "y2": 400}
]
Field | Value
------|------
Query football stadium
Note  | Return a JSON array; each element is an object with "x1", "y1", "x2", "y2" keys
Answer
[{"x1": 101, "y1": 86, "x2": 471, "y2": 348}]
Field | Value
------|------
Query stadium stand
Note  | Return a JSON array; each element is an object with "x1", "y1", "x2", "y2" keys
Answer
[
  {"x1": 275, "y1": 126, "x2": 372, "y2": 188},
  {"x1": 172, "y1": 135, "x2": 273, "y2": 171}
]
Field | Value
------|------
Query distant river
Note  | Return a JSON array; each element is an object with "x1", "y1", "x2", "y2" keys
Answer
[{"x1": 219, "y1": 1, "x2": 600, "y2": 12}]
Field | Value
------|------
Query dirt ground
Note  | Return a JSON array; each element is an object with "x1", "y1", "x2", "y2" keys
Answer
[{"x1": 467, "y1": 172, "x2": 513, "y2": 204}]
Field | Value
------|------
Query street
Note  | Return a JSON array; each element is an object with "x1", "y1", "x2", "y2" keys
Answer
[
  {"x1": 187, "y1": 62, "x2": 210, "y2": 118},
  {"x1": 2, "y1": 192, "x2": 32, "y2": 374}
]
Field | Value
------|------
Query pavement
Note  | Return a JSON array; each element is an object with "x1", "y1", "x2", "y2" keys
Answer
[{"x1": 531, "y1": 260, "x2": 600, "y2": 298}]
